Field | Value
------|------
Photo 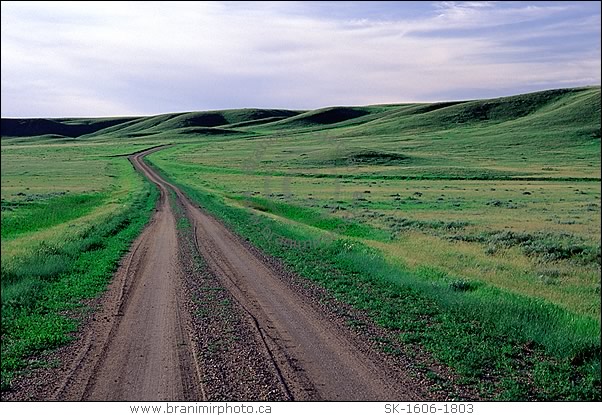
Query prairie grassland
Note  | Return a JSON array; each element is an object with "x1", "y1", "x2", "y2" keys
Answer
[
  {"x1": 2, "y1": 86, "x2": 600, "y2": 398},
  {"x1": 149, "y1": 144, "x2": 601, "y2": 320},
  {"x1": 0, "y1": 140, "x2": 159, "y2": 389}
]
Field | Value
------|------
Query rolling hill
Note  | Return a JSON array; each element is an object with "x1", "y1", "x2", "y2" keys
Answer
[{"x1": 2, "y1": 87, "x2": 599, "y2": 144}]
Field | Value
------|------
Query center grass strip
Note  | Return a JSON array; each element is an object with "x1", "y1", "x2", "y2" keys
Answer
[
  {"x1": 146, "y1": 158, "x2": 601, "y2": 401},
  {"x1": 0, "y1": 180, "x2": 158, "y2": 391}
]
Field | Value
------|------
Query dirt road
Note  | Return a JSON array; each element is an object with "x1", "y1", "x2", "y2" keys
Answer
[
  {"x1": 130, "y1": 147, "x2": 419, "y2": 401},
  {"x1": 51, "y1": 149, "x2": 203, "y2": 401},
  {"x1": 24, "y1": 146, "x2": 423, "y2": 401}
]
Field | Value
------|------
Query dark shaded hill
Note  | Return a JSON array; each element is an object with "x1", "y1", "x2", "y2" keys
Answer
[{"x1": 1, "y1": 117, "x2": 139, "y2": 138}]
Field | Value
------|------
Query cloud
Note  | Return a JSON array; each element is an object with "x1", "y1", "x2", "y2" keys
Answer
[{"x1": 1, "y1": 1, "x2": 600, "y2": 117}]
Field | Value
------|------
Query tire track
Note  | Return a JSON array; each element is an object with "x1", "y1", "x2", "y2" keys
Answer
[{"x1": 191, "y1": 225, "x2": 294, "y2": 400}]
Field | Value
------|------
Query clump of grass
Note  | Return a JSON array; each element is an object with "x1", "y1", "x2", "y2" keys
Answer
[
  {"x1": 449, "y1": 279, "x2": 477, "y2": 292},
  {"x1": 486, "y1": 200, "x2": 518, "y2": 209},
  {"x1": 536, "y1": 268, "x2": 562, "y2": 285},
  {"x1": 484, "y1": 243, "x2": 498, "y2": 255},
  {"x1": 389, "y1": 217, "x2": 470, "y2": 233},
  {"x1": 523, "y1": 237, "x2": 600, "y2": 265},
  {"x1": 485, "y1": 230, "x2": 600, "y2": 266},
  {"x1": 488, "y1": 230, "x2": 532, "y2": 246}
]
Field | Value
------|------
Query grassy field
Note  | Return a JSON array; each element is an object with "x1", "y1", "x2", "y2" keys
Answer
[
  {"x1": 1, "y1": 86, "x2": 600, "y2": 399},
  {"x1": 0, "y1": 141, "x2": 160, "y2": 389}
]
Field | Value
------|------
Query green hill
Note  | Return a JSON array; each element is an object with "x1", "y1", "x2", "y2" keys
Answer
[
  {"x1": 2, "y1": 86, "x2": 599, "y2": 147},
  {"x1": 342, "y1": 87, "x2": 599, "y2": 135}
]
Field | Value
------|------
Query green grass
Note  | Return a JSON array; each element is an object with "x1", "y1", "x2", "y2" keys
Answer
[
  {"x1": 1, "y1": 193, "x2": 104, "y2": 239},
  {"x1": 235, "y1": 195, "x2": 390, "y2": 240},
  {"x1": 0, "y1": 180, "x2": 158, "y2": 390},
  {"x1": 147, "y1": 135, "x2": 600, "y2": 318}
]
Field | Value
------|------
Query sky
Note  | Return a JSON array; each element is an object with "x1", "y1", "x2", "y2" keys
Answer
[{"x1": 1, "y1": 1, "x2": 600, "y2": 117}]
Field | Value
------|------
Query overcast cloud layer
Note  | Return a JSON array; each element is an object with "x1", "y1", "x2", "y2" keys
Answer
[{"x1": 1, "y1": 1, "x2": 600, "y2": 117}]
